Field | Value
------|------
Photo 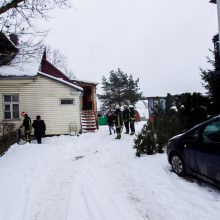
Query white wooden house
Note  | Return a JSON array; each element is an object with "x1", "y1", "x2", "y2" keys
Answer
[
  {"x1": 0, "y1": 72, "x2": 83, "y2": 135},
  {"x1": 0, "y1": 33, "x2": 98, "y2": 135}
]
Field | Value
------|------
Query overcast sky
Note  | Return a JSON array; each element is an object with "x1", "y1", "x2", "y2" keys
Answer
[{"x1": 43, "y1": 0, "x2": 217, "y2": 97}]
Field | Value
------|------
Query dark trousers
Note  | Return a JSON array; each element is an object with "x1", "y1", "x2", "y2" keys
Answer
[
  {"x1": 124, "y1": 121, "x2": 129, "y2": 133},
  {"x1": 115, "y1": 127, "x2": 122, "y2": 139},
  {"x1": 116, "y1": 127, "x2": 121, "y2": 134},
  {"x1": 130, "y1": 121, "x2": 135, "y2": 133},
  {"x1": 108, "y1": 125, "x2": 115, "y2": 134},
  {"x1": 36, "y1": 134, "x2": 42, "y2": 144},
  {"x1": 25, "y1": 131, "x2": 31, "y2": 143}
]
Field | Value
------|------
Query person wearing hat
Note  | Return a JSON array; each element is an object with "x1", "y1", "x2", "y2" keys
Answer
[
  {"x1": 122, "y1": 105, "x2": 130, "y2": 134},
  {"x1": 114, "y1": 104, "x2": 123, "y2": 139},
  {"x1": 32, "y1": 115, "x2": 46, "y2": 144},
  {"x1": 20, "y1": 112, "x2": 32, "y2": 143},
  {"x1": 129, "y1": 105, "x2": 136, "y2": 135}
]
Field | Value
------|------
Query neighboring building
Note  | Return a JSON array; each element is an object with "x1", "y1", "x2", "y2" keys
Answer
[
  {"x1": 135, "y1": 100, "x2": 148, "y2": 121},
  {"x1": 147, "y1": 97, "x2": 166, "y2": 122},
  {"x1": 0, "y1": 33, "x2": 98, "y2": 135}
]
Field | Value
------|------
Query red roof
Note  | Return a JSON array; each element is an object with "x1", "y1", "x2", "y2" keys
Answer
[{"x1": 41, "y1": 58, "x2": 70, "y2": 82}]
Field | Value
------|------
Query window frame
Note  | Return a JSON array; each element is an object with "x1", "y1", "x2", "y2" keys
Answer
[
  {"x1": 3, "y1": 94, "x2": 20, "y2": 120},
  {"x1": 202, "y1": 119, "x2": 220, "y2": 144},
  {"x1": 60, "y1": 98, "x2": 75, "y2": 105}
]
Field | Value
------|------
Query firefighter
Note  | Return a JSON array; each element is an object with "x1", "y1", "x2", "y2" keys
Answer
[
  {"x1": 129, "y1": 105, "x2": 136, "y2": 135},
  {"x1": 122, "y1": 105, "x2": 130, "y2": 134},
  {"x1": 20, "y1": 112, "x2": 32, "y2": 143},
  {"x1": 114, "y1": 105, "x2": 123, "y2": 139}
]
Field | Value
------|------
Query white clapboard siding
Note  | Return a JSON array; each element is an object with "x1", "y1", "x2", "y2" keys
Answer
[{"x1": 0, "y1": 75, "x2": 82, "y2": 135}]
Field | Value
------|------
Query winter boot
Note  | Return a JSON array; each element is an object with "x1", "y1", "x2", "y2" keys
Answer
[{"x1": 115, "y1": 133, "x2": 121, "y2": 139}]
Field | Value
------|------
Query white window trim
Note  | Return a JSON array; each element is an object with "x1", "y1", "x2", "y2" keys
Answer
[
  {"x1": 60, "y1": 98, "x2": 75, "y2": 105},
  {"x1": 3, "y1": 94, "x2": 19, "y2": 120}
]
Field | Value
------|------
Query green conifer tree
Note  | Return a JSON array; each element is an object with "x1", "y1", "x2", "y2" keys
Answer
[
  {"x1": 134, "y1": 121, "x2": 156, "y2": 157},
  {"x1": 98, "y1": 68, "x2": 143, "y2": 109}
]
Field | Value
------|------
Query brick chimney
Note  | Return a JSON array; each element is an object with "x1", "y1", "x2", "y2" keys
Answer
[{"x1": 9, "y1": 34, "x2": 19, "y2": 46}]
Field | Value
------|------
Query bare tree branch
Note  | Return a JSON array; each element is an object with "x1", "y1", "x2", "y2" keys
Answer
[
  {"x1": 0, "y1": 0, "x2": 24, "y2": 15},
  {"x1": 0, "y1": 0, "x2": 71, "y2": 65},
  {"x1": 46, "y1": 46, "x2": 76, "y2": 79}
]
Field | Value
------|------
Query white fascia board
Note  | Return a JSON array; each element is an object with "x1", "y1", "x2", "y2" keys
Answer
[{"x1": 38, "y1": 71, "x2": 83, "y2": 92}]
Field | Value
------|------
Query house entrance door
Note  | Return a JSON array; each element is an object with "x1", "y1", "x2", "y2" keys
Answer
[{"x1": 83, "y1": 86, "x2": 92, "y2": 110}]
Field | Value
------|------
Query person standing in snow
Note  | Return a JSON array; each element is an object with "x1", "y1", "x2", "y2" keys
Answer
[
  {"x1": 129, "y1": 105, "x2": 136, "y2": 135},
  {"x1": 107, "y1": 111, "x2": 115, "y2": 135},
  {"x1": 20, "y1": 112, "x2": 32, "y2": 143},
  {"x1": 32, "y1": 115, "x2": 46, "y2": 144},
  {"x1": 122, "y1": 105, "x2": 130, "y2": 134},
  {"x1": 114, "y1": 105, "x2": 123, "y2": 139}
]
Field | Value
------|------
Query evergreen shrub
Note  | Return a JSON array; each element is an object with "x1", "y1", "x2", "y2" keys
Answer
[
  {"x1": 134, "y1": 92, "x2": 212, "y2": 157},
  {"x1": 134, "y1": 121, "x2": 156, "y2": 157}
]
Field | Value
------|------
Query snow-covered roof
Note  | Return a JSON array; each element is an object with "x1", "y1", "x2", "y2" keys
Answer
[
  {"x1": 0, "y1": 52, "x2": 42, "y2": 77},
  {"x1": 0, "y1": 49, "x2": 83, "y2": 92},
  {"x1": 73, "y1": 79, "x2": 99, "y2": 85},
  {"x1": 38, "y1": 71, "x2": 83, "y2": 92},
  {"x1": 0, "y1": 32, "x2": 18, "y2": 50}
]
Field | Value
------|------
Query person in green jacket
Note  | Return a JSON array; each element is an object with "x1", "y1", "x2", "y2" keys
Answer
[
  {"x1": 20, "y1": 112, "x2": 32, "y2": 143},
  {"x1": 114, "y1": 105, "x2": 123, "y2": 139},
  {"x1": 129, "y1": 105, "x2": 136, "y2": 135}
]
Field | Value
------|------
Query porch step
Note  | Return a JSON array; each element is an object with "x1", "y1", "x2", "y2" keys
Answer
[{"x1": 81, "y1": 110, "x2": 97, "y2": 132}]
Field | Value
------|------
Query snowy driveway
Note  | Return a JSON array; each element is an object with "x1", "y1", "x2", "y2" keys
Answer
[{"x1": 0, "y1": 122, "x2": 220, "y2": 220}]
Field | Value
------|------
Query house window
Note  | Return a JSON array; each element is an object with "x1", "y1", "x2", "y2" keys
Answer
[
  {"x1": 60, "y1": 99, "x2": 75, "y2": 105},
  {"x1": 3, "y1": 94, "x2": 19, "y2": 119}
]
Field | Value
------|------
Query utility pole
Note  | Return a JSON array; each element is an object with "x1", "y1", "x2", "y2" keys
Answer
[
  {"x1": 210, "y1": 1, "x2": 220, "y2": 33},
  {"x1": 217, "y1": 0, "x2": 220, "y2": 50},
  {"x1": 210, "y1": 0, "x2": 220, "y2": 69}
]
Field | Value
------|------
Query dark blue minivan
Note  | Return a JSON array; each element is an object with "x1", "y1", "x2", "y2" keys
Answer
[{"x1": 167, "y1": 115, "x2": 220, "y2": 186}]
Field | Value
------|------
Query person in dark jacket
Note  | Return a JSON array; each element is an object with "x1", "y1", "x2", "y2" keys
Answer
[
  {"x1": 122, "y1": 105, "x2": 130, "y2": 134},
  {"x1": 129, "y1": 105, "x2": 136, "y2": 135},
  {"x1": 20, "y1": 112, "x2": 32, "y2": 142},
  {"x1": 32, "y1": 115, "x2": 46, "y2": 144},
  {"x1": 114, "y1": 105, "x2": 123, "y2": 139},
  {"x1": 107, "y1": 111, "x2": 115, "y2": 135}
]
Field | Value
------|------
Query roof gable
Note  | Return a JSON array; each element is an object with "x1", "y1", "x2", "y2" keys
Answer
[{"x1": 41, "y1": 58, "x2": 70, "y2": 82}]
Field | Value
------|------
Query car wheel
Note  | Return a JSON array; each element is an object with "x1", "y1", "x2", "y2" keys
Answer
[{"x1": 171, "y1": 153, "x2": 186, "y2": 176}]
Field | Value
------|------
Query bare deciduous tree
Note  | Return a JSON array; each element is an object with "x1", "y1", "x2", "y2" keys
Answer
[
  {"x1": 0, "y1": 0, "x2": 71, "y2": 62},
  {"x1": 46, "y1": 46, "x2": 76, "y2": 79}
]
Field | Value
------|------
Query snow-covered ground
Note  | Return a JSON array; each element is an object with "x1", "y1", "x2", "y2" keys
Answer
[{"x1": 0, "y1": 122, "x2": 220, "y2": 220}]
